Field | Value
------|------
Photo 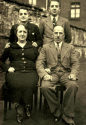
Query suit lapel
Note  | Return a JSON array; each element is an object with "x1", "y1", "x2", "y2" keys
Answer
[
  {"x1": 61, "y1": 42, "x2": 69, "y2": 62},
  {"x1": 49, "y1": 43, "x2": 58, "y2": 62},
  {"x1": 45, "y1": 16, "x2": 64, "y2": 31},
  {"x1": 49, "y1": 42, "x2": 69, "y2": 63},
  {"x1": 46, "y1": 16, "x2": 53, "y2": 30},
  {"x1": 56, "y1": 16, "x2": 64, "y2": 27}
]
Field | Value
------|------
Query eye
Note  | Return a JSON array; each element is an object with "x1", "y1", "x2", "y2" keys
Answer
[
  {"x1": 51, "y1": 5, "x2": 54, "y2": 8},
  {"x1": 24, "y1": 31, "x2": 27, "y2": 33},
  {"x1": 18, "y1": 31, "x2": 22, "y2": 33},
  {"x1": 54, "y1": 31, "x2": 58, "y2": 34},
  {"x1": 55, "y1": 5, "x2": 59, "y2": 8},
  {"x1": 59, "y1": 32, "x2": 63, "y2": 35},
  {"x1": 19, "y1": 13, "x2": 23, "y2": 16},
  {"x1": 24, "y1": 13, "x2": 28, "y2": 15},
  {"x1": 55, "y1": 32, "x2": 58, "y2": 34}
]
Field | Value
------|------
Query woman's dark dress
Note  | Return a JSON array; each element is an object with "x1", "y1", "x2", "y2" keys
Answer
[{"x1": 0, "y1": 42, "x2": 39, "y2": 105}]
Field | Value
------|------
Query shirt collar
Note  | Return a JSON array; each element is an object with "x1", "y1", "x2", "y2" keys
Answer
[
  {"x1": 51, "y1": 15, "x2": 59, "y2": 22},
  {"x1": 54, "y1": 41, "x2": 63, "y2": 49}
]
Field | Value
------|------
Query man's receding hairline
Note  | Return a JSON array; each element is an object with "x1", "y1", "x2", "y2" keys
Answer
[
  {"x1": 50, "y1": 0, "x2": 60, "y2": 4},
  {"x1": 53, "y1": 26, "x2": 64, "y2": 32}
]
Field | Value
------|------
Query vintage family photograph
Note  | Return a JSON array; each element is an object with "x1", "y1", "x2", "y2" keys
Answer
[{"x1": 0, "y1": 0, "x2": 86, "y2": 125}]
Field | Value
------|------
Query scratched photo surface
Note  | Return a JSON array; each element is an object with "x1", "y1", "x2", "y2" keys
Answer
[{"x1": 0, "y1": 0, "x2": 86, "y2": 125}]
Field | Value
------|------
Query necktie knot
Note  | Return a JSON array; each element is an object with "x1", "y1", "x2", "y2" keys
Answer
[{"x1": 57, "y1": 43, "x2": 60, "y2": 49}]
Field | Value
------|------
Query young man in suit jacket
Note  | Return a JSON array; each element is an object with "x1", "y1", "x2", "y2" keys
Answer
[
  {"x1": 36, "y1": 25, "x2": 79, "y2": 125},
  {"x1": 39, "y1": 0, "x2": 71, "y2": 44},
  {"x1": 5, "y1": 7, "x2": 42, "y2": 48}
]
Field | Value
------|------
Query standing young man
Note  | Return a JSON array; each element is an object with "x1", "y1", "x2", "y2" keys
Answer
[
  {"x1": 7, "y1": 7, "x2": 42, "y2": 47},
  {"x1": 39, "y1": 0, "x2": 71, "y2": 44}
]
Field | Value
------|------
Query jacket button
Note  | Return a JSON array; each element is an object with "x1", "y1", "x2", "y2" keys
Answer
[
  {"x1": 24, "y1": 61, "x2": 27, "y2": 63},
  {"x1": 22, "y1": 48, "x2": 24, "y2": 51},
  {"x1": 22, "y1": 53, "x2": 24, "y2": 56},
  {"x1": 22, "y1": 58, "x2": 25, "y2": 60}
]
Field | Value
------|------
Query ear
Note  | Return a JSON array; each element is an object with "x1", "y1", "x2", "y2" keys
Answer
[
  {"x1": 48, "y1": 7, "x2": 50, "y2": 13},
  {"x1": 58, "y1": 8, "x2": 60, "y2": 15}
]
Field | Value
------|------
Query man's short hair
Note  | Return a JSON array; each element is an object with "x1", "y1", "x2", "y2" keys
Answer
[
  {"x1": 50, "y1": 0, "x2": 60, "y2": 3},
  {"x1": 18, "y1": 6, "x2": 28, "y2": 12},
  {"x1": 49, "y1": 0, "x2": 60, "y2": 8}
]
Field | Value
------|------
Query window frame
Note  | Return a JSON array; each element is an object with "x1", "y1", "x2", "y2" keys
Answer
[
  {"x1": 70, "y1": 2, "x2": 81, "y2": 20},
  {"x1": 28, "y1": 0, "x2": 36, "y2": 6}
]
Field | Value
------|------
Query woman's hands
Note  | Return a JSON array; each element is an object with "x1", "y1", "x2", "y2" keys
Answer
[
  {"x1": 5, "y1": 42, "x2": 10, "y2": 48},
  {"x1": 32, "y1": 41, "x2": 38, "y2": 47}
]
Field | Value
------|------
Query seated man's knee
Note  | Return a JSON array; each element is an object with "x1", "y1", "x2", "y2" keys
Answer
[
  {"x1": 68, "y1": 81, "x2": 78, "y2": 89},
  {"x1": 41, "y1": 80, "x2": 51, "y2": 91}
]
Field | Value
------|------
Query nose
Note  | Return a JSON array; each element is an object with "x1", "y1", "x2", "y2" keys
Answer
[
  {"x1": 22, "y1": 14, "x2": 25, "y2": 17},
  {"x1": 21, "y1": 31, "x2": 24, "y2": 35},
  {"x1": 57, "y1": 33, "x2": 60, "y2": 37},
  {"x1": 53, "y1": 5, "x2": 56, "y2": 9}
]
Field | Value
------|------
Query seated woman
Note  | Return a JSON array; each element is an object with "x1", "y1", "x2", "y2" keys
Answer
[{"x1": 0, "y1": 24, "x2": 39, "y2": 123}]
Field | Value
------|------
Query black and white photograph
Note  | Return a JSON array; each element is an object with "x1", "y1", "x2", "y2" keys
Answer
[{"x1": 0, "y1": 0, "x2": 86, "y2": 125}]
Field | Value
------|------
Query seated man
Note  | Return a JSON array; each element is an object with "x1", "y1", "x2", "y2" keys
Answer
[{"x1": 36, "y1": 25, "x2": 79, "y2": 125}]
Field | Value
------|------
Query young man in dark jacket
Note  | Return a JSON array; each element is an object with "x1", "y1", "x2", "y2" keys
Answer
[{"x1": 6, "y1": 7, "x2": 42, "y2": 48}]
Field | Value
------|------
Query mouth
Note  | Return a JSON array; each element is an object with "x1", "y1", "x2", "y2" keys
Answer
[
  {"x1": 56, "y1": 38, "x2": 60, "y2": 40},
  {"x1": 20, "y1": 36, "x2": 25, "y2": 39},
  {"x1": 21, "y1": 18, "x2": 26, "y2": 20},
  {"x1": 55, "y1": 38, "x2": 61, "y2": 42},
  {"x1": 53, "y1": 10, "x2": 56, "y2": 13}
]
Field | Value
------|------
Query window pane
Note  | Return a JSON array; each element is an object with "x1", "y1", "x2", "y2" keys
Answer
[
  {"x1": 33, "y1": 0, "x2": 36, "y2": 5},
  {"x1": 71, "y1": 2, "x2": 80, "y2": 8},
  {"x1": 76, "y1": 9, "x2": 80, "y2": 18},
  {"x1": 71, "y1": 9, "x2": 75, "y2": 18},
  {"x1": 75, "y1": 5, "x2": 80, "y2": 8},
  {"x1": 71, "y1": 5, "x2": 76, "y2": 8},
  {"x1": 76, "y1": 9, "x2": 80, "y2": 13},
  {"x1": 76, "y1": 13, "x2": 80, "y2": 18},
  {"x1": 29, "y1": 0, "x2": 32, "y2": 4},
  {"x1": 71, "y1": 9, "x2": 75, "y2": 13}
]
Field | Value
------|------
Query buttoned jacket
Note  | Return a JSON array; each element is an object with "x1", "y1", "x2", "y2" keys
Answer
[
  {"x1": 0, "y1": 42, "x2": 39, "y2": 72},
  {"x1": 36, "y1": 42, "x2": 79, "y2": 78}
]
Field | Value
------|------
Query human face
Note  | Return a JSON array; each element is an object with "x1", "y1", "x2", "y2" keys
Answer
[
  {"x1": 17, "y1": 25, "x2": 27, "y2": 42},
  {"x1": 49, "y1": 1, "x2": 60, "y2": 16},
  {"x1": 19, "y1": 9, "x2": 28, "y2": 23},
  {"x1": 53, "y1": 26, "x2": 64, "y2": 44}
]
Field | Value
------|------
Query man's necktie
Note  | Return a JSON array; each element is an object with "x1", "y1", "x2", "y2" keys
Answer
[
  {"x1": 56, "y1": 44, "x2": 61, "y2": 63},
  {"x1": 56, "y1": 44, "x2": 60, "y2": 55},
  {"x1": 57, "y1": 44, "x2": 61, "y2": 55},
  {"x1": 53, "y1": 16, "x2": 56, "y2": 28}
]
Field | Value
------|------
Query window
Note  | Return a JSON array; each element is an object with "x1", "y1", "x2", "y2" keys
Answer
[
  {"x1": 28, "y1": 0, "x2": 36, "y2": 6},
  {"x1": 70, "y1": 2, "x2": 80, "y2": 19}
]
